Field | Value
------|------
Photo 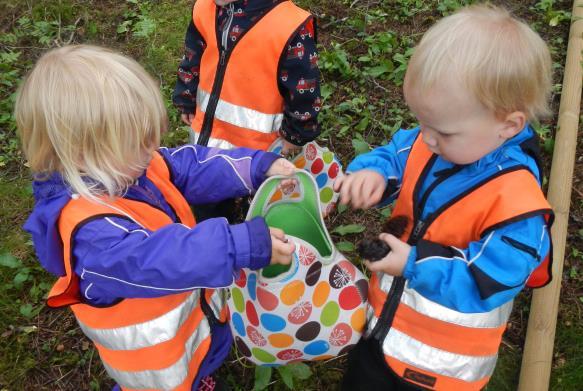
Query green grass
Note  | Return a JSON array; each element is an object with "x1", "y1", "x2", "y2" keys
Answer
[{"x1": 1, "y1": 0, "x2": 581, "y2": 389}]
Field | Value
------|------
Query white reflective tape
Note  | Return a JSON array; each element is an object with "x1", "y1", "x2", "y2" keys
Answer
[
  {"x1": 378, "y1": 272, "x2": 394, "y2": 293},
  {"x1": 364, "y1": 305, "x2": 378, "y2": 338},
  {"x1": 400, "y1": 286, "x2": 513, "y2": 329},
  {"x1": 102, "y1": 319, "x2": 211, "y2": 390},
  {"x1": 197, "y1": 88, "x2": 283, "y2": 133},
  {"x1": 77, "y1": 291, "x2": 200, "y2": 351},
  {"x1": 384, "y1": 328, "x2": 497, "y2": 382},
  {"x1": 208, "y1": 289, "x2": 227, "y2": 320}
]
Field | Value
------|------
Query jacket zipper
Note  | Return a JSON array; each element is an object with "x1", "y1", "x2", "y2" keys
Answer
[
  {"x1": 198, "y1": 4, "x2": 234, "y2": 146},
  {"x1": 371, "y1": 157, "x2": 464, "y2": 348}
]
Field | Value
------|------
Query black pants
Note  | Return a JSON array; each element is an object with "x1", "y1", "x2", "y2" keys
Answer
[{"x1": 342, "y1": 337, "x2": 424, "y2": 391}]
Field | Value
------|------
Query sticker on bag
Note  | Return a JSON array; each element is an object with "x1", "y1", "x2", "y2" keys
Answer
[
  {"x1": 228, "y1": 170, "x2": 368, "y2": 366},
  {"x1": 267, "y1": 140, "x2": 343, "y2": 217}
]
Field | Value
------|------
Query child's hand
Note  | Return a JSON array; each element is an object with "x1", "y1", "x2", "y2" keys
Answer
[
  {"x1": 364, "y1": 233, "x2": 411, "y2": 276},
  {"x1": 266, "y1": 158, "x2": 296, "y2": 177},
  {"x1": 266, "y1": 158, "x2": 298, "y2": 193},
  {"x1": 180, "y1": 113, "x2": 195, "y2": 126},
  {"x1": 280, "y1": 139, "x2": 302, "y2": 156},
  {"x1": 269, "y1": 227, "x2": 296, "y2": 265},
  {"x1": 333, "y1": 170, "x2": 386, "y2": 209}
]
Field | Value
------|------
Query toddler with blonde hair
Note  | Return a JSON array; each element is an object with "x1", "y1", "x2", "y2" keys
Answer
[
  {"x1": 16, "y1": 44, "x2": 296, "y2": 390},
  {"x1": 337, "y1": 5, "x2": 554, "y2": 390}
]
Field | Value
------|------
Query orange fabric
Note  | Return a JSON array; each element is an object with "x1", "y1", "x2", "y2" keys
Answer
[
  {"x1": 392, "y1": 303, "x2": 505, "y2": 356},
  {"x1": 72, "y1": 293, "x2": 191, "y2": 328},
  {"x1": 147, "y1": 153, "x2": 196, "y2": 228},
  {"x1": 385, "y1": 356, "x2": 490, "y2": 391},
  {"x1": 192, "y1": 0, "x2": 310, "y2": 149},
  {"x1": 367, "y1": 273, "x2": 387, "y2": 319},
  {"x1": 423, "y1": 169, "x2": 551, "y2": 248}
]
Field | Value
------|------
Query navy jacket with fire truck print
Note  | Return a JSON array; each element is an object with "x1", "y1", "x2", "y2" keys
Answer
[{"x1": 173, "y1": 0, "x2": 322, "y2": 146}]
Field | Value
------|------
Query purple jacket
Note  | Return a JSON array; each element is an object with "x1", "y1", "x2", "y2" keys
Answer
[{"x1": 24, "y1": 144, "x2": 280, "y2": 388}]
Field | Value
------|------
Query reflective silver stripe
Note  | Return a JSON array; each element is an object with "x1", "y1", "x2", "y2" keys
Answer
[
  {"x1": 197, "y1": 88, "x2": 283, "y2": 133},
  {"x1": 378, "y1": 272, "x2": 394, "y2": 293},
  {"x1": 208, "y1": 289, "x2": 227, "y2": 320},
  {"x1": 401, "y1": 286, "x2": 513, "y2": 328},
  {"x1": 77, "y1": 290, "x2": 200, "y2": 351},
  {"x1": 378, "y1": 273, "x2": 512, "y2": 328},
  {"x1": 384, "y1": 328, "x2": 497, "y2": 382},
  {"x1": 102, "y1": 319, "x2": 211, "y2": 390},
  {"x1": 364, "y1": 305, "x2": 378, "y2": 338}
]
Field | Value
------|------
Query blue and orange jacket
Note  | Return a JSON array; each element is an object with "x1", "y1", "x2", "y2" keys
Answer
[
  {"x1": 172, "y1": 0, "x2": 321, "y2": 149},
  {"x1": 25, "y1": 144, "x2": 280, "y2": 389},
  {"x1": 348, "y1": 126, "x2": 552, "y2": 390}
]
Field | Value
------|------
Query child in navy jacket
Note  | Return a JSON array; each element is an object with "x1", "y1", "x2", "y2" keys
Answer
[{"x1": 173, "y1": 0, "x2": 321, "y2": 155}]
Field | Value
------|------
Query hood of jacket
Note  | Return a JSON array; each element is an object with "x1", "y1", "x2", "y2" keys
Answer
[{"x1": 23, "y1": 173, "x2": 72, "y2": 276}]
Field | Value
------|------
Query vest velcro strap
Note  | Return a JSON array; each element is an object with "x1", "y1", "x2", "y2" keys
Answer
[{"x1": 392, "y1": 303, "x2": 506, "y2": 356}]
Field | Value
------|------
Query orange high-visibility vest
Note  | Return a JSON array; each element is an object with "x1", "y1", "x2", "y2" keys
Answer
[
  {"x1": 47, "y1": 152, "x2": 228, "y2": 390},
  {"x1": 191, "y1": 0, "x2": 311, "y2": 150},
  {"x1": 368, "y1": 135, "x2": 553, "y2": 390}
]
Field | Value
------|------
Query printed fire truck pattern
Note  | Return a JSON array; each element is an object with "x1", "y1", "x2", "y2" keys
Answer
[{"x1": 172, "y1": 0, "x2": 321, "y2": 147}]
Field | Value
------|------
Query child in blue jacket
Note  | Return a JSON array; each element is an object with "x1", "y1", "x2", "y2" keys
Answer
[
  {"x1": 16, "y1": 44, "x2": 296, "y2": 391},
  {"x1": 335, "y1": 5, "x2": 553, "y2": 390}
]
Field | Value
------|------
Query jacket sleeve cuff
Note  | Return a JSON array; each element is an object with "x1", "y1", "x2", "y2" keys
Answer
[
  {"x1": 251, "y1": 152, "x2": 281, "y2": 190},
  {"x1": 232, "y1": 217, "x2": 271, "y2": 271},
  {"x1": 402, "y1": 246, "x2": 418, "y2": 281}
]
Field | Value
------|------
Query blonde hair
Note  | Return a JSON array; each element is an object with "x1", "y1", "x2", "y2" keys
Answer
[
  {"x1": 15, "y1": 45, "x2": 166, "y2": 199},
  {"x1": 404, "y1": 4, "x2": 552, "y2": 120}
]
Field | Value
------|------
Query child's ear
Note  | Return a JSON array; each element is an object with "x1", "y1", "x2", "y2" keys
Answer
[{"x1": 499, "y1": 111, "x2": 527, "y2": 139}]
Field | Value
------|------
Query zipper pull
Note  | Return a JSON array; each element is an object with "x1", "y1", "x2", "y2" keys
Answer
[
  {"x1": 220, "y1": 51, "x2": 226, "y2": 66},
  {"x1": 411, "y1": 220, "x2": 425, "y2": 241}
]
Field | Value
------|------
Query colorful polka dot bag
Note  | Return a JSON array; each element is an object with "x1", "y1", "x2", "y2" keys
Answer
[
  {"x1": 228, "y1": 170, "x2": 368, "y2": 366},
  {"x1": 267, "y1": 140, "x2": 343, "y2": 217}
]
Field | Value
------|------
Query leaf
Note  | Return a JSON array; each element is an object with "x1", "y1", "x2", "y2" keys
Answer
[
  {"x1": 254, "y1": 366, "x2": 272, "y2": 391},
  {"x1": 287, "y1": 362, "x2": 312, "y2": 380},
  {"x1": 133, "y1": 17, "x2": 156, "y2": 38},
  {"x1": 13, "y1": 269, "x2": 30, "y2": 288},
  {"x1": 336, "y1": 241, "x2": 355, "y2": 252},
  {"x1": 276, "y1": 365, "x2": 294, "y2": 389},
  {"x1": 0, "y1": 253, "x2": 21, "y2": 268},
  {"x1": 352, "y1": 138, "x2": 370, "y2": 156},
  {"x1": 332, "y1": 224, "x2": 366, "y2": 235},
  {"x1": 337, "y1": 203, "x2": 348, "y2": 214},
  {"x1": 19, "y1": 303, "x2": 33, "y2": 318}
]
